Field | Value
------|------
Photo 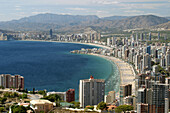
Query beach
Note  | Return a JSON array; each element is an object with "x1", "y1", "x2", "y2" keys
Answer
[{"x1": 87, "y1": 54, "x2": 136, "y2": 95}]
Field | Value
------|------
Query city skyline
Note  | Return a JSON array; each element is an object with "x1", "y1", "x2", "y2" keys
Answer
[{"x1": 0, "y1": 0, "x2": 170, "y2": 21}]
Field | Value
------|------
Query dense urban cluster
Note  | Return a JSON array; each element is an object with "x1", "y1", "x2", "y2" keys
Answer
[
  {"x1": 71, "y1": 31, "x2": 170, "y2": 113},
  {"x1": 0, "y1": 29, "x2": 169, "y2": 113},
  {"x1": 0, "y1": 29, "x2": 101, "y2": 42}
]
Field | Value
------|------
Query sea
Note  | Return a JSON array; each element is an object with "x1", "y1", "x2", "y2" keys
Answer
[{"x1": 0, "y1": 41, "x2": 120, "y2": 99}]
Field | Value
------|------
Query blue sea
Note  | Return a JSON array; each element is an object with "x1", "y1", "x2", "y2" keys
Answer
[{"x1": 0, "y1": 41, "x2": 120, "y2": 99}]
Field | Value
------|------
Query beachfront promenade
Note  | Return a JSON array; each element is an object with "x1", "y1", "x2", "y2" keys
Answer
[{"x1": 90, "y1": 53, "x2": 136, "y2": 95}]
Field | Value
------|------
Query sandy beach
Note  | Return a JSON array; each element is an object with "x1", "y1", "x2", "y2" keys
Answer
[{"x1": 89, "y1": 54, "x2": 136, "y2": 95}]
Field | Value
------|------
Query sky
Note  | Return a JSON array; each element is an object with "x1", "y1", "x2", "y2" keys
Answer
[{"x1": 0, "y1": 0, "x2": 170, "y2": 21}]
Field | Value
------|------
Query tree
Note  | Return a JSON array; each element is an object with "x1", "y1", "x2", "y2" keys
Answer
[
  {"x1": 0, "y1": 97, "x2": 7, "y2": 104},
  {"x1": 0, "y1": 107, "x2": 5, "y2": 112},
  {"x1": 43, "y1": 94, "x2": 61, "y2": 102},
  {"x1": 33, "y1": 88, "x2": 35, "y2": 94},
  {"x1": 3, "y1": 92, "x2": 11, "y2": 97},
  {"x1": 38, "y1": 90, "x2": 46, "y2": 97},
  {"x1": 115, "y1": 105, "x2": 133, "y2": 113},
  {"x1": 25, "y1": 88, "x2": 28, "y2": 93},
  {"x1": 70, "y1": 101, "x2": 80, "y2": 109},
  {"x1": 0, "y1": 86, "x2": 4, "y2": 89},
  {"x1": 19, "y1": 93, "x2": 27, "y2": 99},
  {"x1": 12, "y1": 105, "x2": 27, "y2": 113},
  {"x1": 97, "y1": 101, "x2": 107, "y2": 110},
  {"x1": 86, "y1": 105, "x2": 94, "y2": 110}
]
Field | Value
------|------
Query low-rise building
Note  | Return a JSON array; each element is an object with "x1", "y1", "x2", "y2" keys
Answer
[{"x1": 30, "y1": 99, "x2": 53, "y2": 113}]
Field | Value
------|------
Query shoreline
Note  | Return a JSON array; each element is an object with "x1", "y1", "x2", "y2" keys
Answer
[
  {"x1": 88, "y1": 54, "x2": 136, "y2": 95},
  {"x1": 21, "y1": 40, "x2": 112, "y2": 49},
  {"x1": 21, "y1": 40, "x2": 136, "y2": 95}
]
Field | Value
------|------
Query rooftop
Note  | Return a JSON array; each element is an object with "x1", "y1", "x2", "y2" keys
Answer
[{"x1": 30, "y1": 99, "x2": 53, "y2": 105}]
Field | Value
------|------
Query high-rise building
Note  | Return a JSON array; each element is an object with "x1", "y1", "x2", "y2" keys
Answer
[
  {"x1": 50, "y1": 29, "x2": 53, "y2": 38},
  {"x1": 105, "y1": 91, "x2": 116, "y2": 103},
  {"x1": 145, "y1": 32, "x2": 147, "y2": 40},
  {"x1": 141, "y1": 33, "x2": 144, "y2": 41},
  {"x1": 0, "y1": 74, "x2": 24, "y2": 89},
  {"x1": 149, "y1": 32, "x2": 151, "y2": 41},
  {"x1": 79, "y1": 76, "x2": 105, "y2": 108},
  {"x1": 146, "y1": 46, "x2": 151, "y2": 55},
  {"x1": 148, "y1": 82, "x2": 169, "y2": 113},
  {"x1": 136, "y1": 33, "x2": 139, "y2": 41},
  {"x1": 120, "y1": 84, "x2": 132, "y2": 105},
  {"x1": 137, "y1": 103, "x2": 148, "y2": 113},
  {"x1": 158, "y1": 32, "x2": 160, "y2": 40},
  {"x1": 160, "y1": 55, "x2": 166, "y2": 68},
  {"x1": 111, "y1": 37, "x2": 116, "y2": 45},
  {"x1": 142, "y1": 54, "x2": 151, "y2": 71},
  {"x1": 98, "y1": 33, "x2": 101, "y2": 40},
  {"x1": 66, "y1": 89, "x2": 75, "y2": 102},
  {"x1": 166, "y1": 49, "x2": 170, "y2": 69},
  {"x1": 107, "y1": 38, "x2": 110, "y2": 46},
  {"x1": 138, "y1": 88, "x2": 146, "y2": 103}
]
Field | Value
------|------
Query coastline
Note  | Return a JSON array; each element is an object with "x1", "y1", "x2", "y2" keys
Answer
[
  {"x1": 22, "y1": 40, "x2": 136, "y2": 95},
  {"x1": 88, "y1": 54, "x2": 136, "y2": 95},
  {"x1": 22, "y1": 40, "x2": 112, "y2": 49}
]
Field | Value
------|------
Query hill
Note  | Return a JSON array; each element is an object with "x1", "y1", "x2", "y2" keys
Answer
[
  {"x1": 153, "y1": 21, "x2": 170, "y2": 29},
  {"x1": 101, "y1": 16, "x2": 130, "y2": 21},
  {"x1": 0, "y1": 14, "x2": 169, "y2": 33}
]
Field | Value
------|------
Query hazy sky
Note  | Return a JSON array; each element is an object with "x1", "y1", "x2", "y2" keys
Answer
[{"x1": 0, "y1": 0, "x2": 170, "y2": 21}]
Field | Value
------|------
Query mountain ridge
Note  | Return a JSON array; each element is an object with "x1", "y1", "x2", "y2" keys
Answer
[{"x1": 0, "y1": 14, "x2": 169, "y2": 33}]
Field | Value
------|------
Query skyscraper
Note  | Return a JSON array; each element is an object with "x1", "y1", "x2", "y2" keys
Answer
[
  {"x1": 0, "y1": 74, "x2": 24, "y2": 89},
  {"x1": 141, "y1": 33, "x2": 144, "y2": 41},
  {"x1": 166, "y1": 49, "x2": 170, "y2": 69},
  {"x1": 158, "y1": 32, "x2": 160, "y2": 40},
  {"x1": 50, "y1": 29, "x2": 53, "y2": 38},
  {"x1": 79, "y1": 76, "x2": 105, "y2": 108},
  {"x1": 148, "y1": 82, "x2": 169, "y2": 113},
  {"x1": 136, "y1": 33, "x2": 139, "y2": 41},
  {"x1": 107, "y1": 38, "x2": 110, "y2": 46},
  {"x1": 149, "y1": 32, "x2": 151, "y2": 41},
  {"x1": 146, "y1": 46, "x2": 151, "y2": 55}
]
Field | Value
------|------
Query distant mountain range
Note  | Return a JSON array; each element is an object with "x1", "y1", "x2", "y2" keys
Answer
[
  {"x1": 0, "y1": 13, "x2": 169, "y2": 33},
  {"x1": 153, "y1": 21, "x2": 170, "y2": 29}
]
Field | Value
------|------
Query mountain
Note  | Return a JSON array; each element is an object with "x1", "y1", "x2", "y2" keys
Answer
[
  {"x1": 101, "y1": 16, "x2": 130, "y2": 21},
  {"x1": 93, "y1": 15, "x2": 169, "y2": 29},
  {"x1": 0, "y1": 29, "x2": 14, "y2": 33},
  {"x1": 153, "y1": 21, "x2": 170, "y2": 29},
  {"x1": 0, "y1": 13, "x2": 99, "y2": 31},
  {"x1": 0, "y1": 14, "x2": 169, "y2": 33},
  {"x1": 165, "y1": 17, "x2": 170, "y2": 20},
  {"x1": 6, "y1": 13, "x2": 99, "y2": 25}
]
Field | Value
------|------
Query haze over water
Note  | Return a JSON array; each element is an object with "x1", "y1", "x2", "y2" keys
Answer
[{"x1": 0, "y1": 41, "x2": 120, "y2": 99}]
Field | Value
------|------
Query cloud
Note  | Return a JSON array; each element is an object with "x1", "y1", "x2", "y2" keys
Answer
[
  {"x1": 67, "y1": 8, "x2": 87, "y2": 11},
  {"x1": 124, "y1": 10, "x2": 144, "y2": 13},
  {"x1": 94, "y1": 0, "x2": 120, "y2": 5},
  {"x1": 59, "y1": 13, "x2": 72, "y2": 15},
  {"x1": 0, "y1": 0, "x2": 170, "y2": 21},
  {"x1": 32, "y1": 11, "x2": 51, "y2": 14},
  {"x1": 15, "y1": 5, "x2": 21, "y2": 8}
]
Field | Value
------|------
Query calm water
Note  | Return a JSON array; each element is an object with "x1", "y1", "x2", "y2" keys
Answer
[{"x1": 0, "y1": 41, "x2": 120, "y2": 99}]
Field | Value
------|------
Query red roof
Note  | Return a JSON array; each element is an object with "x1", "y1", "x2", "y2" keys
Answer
[
  {"x1": 90, "y1": 75, "x2": 94, "y2": 79},
  {"x1": 68, "y1": 89, "x2": 75, "y2": 91}
]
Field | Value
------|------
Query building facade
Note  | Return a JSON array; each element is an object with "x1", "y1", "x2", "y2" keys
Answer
[
  {"x1": 79, "y1": 76, "x2": 105, "y2": 108},
  {"x1": 0, "y1": 74, "x2": 24, "y2": 89}
]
